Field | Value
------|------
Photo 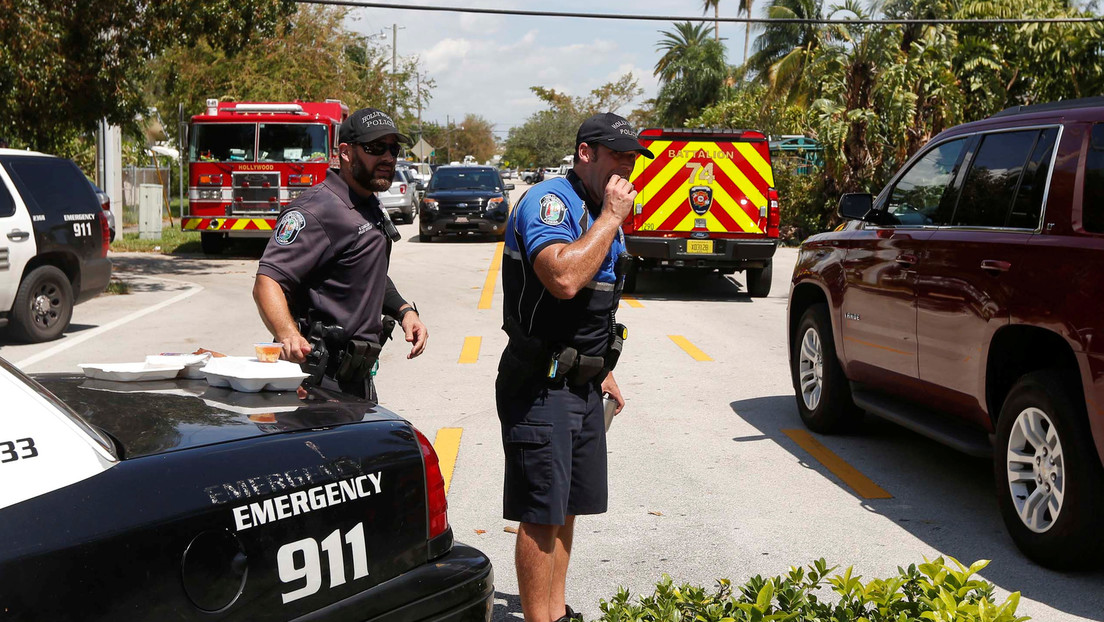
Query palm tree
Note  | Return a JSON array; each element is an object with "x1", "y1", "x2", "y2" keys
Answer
[
  {"x1": 654, "y1": 21, "x2": 714, "y2": 82},
  {"x1": 701, "y1": 0, "x2": 721, "y2": 41},
  {"x1": 747, "y1": 0, "x2": 825, "y2": 104}
]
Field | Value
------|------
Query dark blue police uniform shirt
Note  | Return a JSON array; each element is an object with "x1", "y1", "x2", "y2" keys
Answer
[{"x1": 502, "y1": 171, "x2": 625, "y2": 357}]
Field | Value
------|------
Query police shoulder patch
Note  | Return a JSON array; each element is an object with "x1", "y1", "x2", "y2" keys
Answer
[
  {"x1": 274, "y1": 211, "x2": 307, "y2": 246},
  {"x1": 538, "y1": 194, "x2": 567, "y2": 226}
]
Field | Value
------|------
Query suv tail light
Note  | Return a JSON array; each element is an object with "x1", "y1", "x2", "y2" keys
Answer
[
  {"x1": 399, "y1": 184, "x2": 407, "y2": 195},
  {"x1": 98, "y1": 212, "x2": 110, "y2": 256},
  {"x1": 767, "y1": 187, "x2": 780, "y2": 239},
  {"x1": 414, "y1": 428, "x2": 449, "y2": 540}
]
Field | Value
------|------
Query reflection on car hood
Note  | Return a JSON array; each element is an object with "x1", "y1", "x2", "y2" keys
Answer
[
  {"x1": 33, "y1": 374, "x2": 404, "y2": 459},
  {"x1": 425, "y1": 189, "x2": 502, "y2": 200}
]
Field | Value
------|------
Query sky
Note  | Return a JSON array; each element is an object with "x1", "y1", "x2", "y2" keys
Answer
[{"x1": 342, "y1": 1, "x2": 757, "y2": 138}]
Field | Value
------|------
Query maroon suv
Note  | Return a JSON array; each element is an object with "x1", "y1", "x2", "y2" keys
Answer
[{"x1": 787, "y1": 97, "x2": 1104, "y2": 570}]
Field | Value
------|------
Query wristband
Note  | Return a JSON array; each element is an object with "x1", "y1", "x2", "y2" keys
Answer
[{"x1": 398, "y1": 302, "x2": 418, "y2": 321}]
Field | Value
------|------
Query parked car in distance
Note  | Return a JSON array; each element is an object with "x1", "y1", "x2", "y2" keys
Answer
[
  {"x1": 419, "y1": 165, "x2": 513, "y2": 240},
  {"x1": 378, "y1": 167, "x2": 419, "y2": 224},
  {"x1": 519, "y1": 169, "x2": 540, "y2": 184},
  {"x1": 788, "y1": 97, "x2": 1104, "y2": 570},
  {"x1": 0, "y1": 150, "x2": 112, "y2": 343},
  {"x1": 0, "y1": 356, "x2": 494, "y2": 620}
]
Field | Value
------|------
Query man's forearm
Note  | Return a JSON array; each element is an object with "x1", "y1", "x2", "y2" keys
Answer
[
  {"x1": 253, "y1": 275, "x2": 300, "y2": 340},
  {"x1": 533, "y1": 212, "x2": 621, "y2": 299}
]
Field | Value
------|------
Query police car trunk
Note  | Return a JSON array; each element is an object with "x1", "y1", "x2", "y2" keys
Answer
[{"x1": 0, "y1": 362, "x2": 492, "y2": 621}]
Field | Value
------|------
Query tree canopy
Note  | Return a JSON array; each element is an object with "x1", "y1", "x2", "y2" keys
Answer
[{"x1": 0, "y1": 0, "x2": 296, "y2": 153}]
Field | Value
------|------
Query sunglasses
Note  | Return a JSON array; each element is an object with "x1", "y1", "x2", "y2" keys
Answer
[{"x1": 360, "y1": 141, "x2": 401, "y2": 157}]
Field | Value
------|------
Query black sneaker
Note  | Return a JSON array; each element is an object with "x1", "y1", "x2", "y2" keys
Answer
[{"x1": 552, "y1": 605, "x2": 583, "y2": 622}]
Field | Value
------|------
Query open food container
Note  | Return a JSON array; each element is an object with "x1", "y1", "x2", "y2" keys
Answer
[
  {"x1": 78, "y1": 362, "x2": 187, "y2": 382},
  {"x1": 201, "y1": 357, "x2": 308, "y2": 393}
]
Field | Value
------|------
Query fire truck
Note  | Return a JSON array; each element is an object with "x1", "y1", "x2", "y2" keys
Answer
[
  {"x1": 184, "y1": 99, "x2": 349, "y2": 254},
  {"x1": 625, "y1": 128, "x2": 780, "y2": 296}
]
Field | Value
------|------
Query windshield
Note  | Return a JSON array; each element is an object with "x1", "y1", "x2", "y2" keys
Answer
[
  {"x1": 190, "y1": 123, "x2": 256, "y2": 162},
  {"x1": 430, "y1": 169, "x2": 500, "y2": 191},
  {"x1": 258, "y1": 123, "x2": 329, "y2": 162}
]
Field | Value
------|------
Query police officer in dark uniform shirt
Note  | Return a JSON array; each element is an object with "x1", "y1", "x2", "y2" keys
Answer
[
  {"x1": 497, "y1": 112, "x2": 653, "y2": 622},
  {"x1": 253, "y1": 107, "x2": 428, "y2": 400}
]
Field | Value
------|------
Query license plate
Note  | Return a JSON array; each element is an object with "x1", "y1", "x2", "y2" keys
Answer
[
  {"x1": 687, "y1": 240, "x2": 713, "y2": 254},
  {"x1": 454, "y1": 216, "x2": 469, "y2": 223}
]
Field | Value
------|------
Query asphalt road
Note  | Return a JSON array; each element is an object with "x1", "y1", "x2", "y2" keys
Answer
[{"x1": 2, "y1": 181, "x2": 1102, "y2": 621}]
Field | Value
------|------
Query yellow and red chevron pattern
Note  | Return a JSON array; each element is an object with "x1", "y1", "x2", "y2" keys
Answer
[
  {"x1": 629, "y1": 137, "x2": 774, "y2": 234},
  {"x1": 182, "y1": 218, "x2": 275, "y2": 232}
]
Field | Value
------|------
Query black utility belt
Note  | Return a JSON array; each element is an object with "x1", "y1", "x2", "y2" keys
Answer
[
  {"x1": 327, "y1": 339, "x2": 382, "y2": 383},
  {"x1": 509, "y1": 323, "x2": 627, "y2": 387}
]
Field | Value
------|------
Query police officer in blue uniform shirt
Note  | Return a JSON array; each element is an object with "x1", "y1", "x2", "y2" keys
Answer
[
  {"x1": 497, "y1": 112, "x2": 654, "y2": 622},
  {"x1": 254, "y1": 107, "x2": 428, "y2": 400}
]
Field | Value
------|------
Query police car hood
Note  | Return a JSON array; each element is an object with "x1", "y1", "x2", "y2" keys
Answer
[
  {"x1": 32, "y1": 374, "x2": 403, "y2": 459},
  {"x1": 425, "y1": 188, "x2": 504, "y2": 200}
]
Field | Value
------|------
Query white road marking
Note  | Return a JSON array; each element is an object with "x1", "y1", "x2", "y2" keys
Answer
[{"x1": 14, "y1": 280, "x2": 203, "y2": 369}]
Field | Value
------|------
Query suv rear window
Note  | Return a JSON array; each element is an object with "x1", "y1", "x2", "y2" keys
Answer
[
  {"x1": 0, "y1": 176, "x2": 14, "y2": 218},
  {"x1": 952, "y1": 128, "x2": 1057, "y2": 229},
  {"x1": 3, "y1": 157, "x2": 97, "y2": 219},
  {"x1": 1084, "y1": 124, "x2": 1104, "y2": 233}
]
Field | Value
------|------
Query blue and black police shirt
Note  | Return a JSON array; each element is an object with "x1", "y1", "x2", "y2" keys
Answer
[{"x1": 502, "y1": 170, "x2": 626, "y2": 357}]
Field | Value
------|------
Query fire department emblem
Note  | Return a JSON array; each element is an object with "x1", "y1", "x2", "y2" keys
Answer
[
  {"x1": 274, "y1": 211, "x2": 306, "y2": 246},
  {"x1": 539, "y1": 194, "x2": 566, "y2": 226},
  {"x1": 689, "y1": 185, "x2": 713, "y2": 215}
]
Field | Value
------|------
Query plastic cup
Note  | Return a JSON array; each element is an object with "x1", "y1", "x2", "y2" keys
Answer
[{"x1": 254, "y1": 342, "x2": 282, "y2": 363}]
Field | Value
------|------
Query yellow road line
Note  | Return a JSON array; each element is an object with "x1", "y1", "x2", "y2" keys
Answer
[
  {"x1": 458, "y1": 336, "x2": 482, "y2": 364},
  {"x1": 478, "y1": 242, "x2": 504, "y2": 310},
  {"x1": 669, "y1": 335, "x2": 712, "y2": 361},
  {"x1": 433, "y1": 428, "x2": 463, "y2": 495},
  {"x1": 621, "y1": 295, "x2": 643, "y2": 308},
  {"x1": 782, "y1": 429, "x2": 892, "y2": 499}
]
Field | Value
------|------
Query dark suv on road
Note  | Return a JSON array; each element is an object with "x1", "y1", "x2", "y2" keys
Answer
[
  {"x1": 419, "y1": 165, "x2": 513, "y2": 240},
  {"x1": 788, "y1": 97, "x2": 1104, "y2": 570}
]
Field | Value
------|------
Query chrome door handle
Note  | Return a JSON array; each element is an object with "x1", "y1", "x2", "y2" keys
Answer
[
  {"x1": 6, "y1": 230, "x2": 29, "y2": 242},
  {"x1": 980, "y1": 259, "x2": 1011, "y2": 274}
]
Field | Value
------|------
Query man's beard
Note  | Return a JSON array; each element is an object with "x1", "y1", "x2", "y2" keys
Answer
[{"x1": 352, "y1": 156, "x2": 394, "y2": 192}]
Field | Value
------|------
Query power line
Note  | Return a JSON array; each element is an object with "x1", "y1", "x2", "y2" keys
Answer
[{"x1": 297, "y1": 0, "x2": 1103, "y2": 25}]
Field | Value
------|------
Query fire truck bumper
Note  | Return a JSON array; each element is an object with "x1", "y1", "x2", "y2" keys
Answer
[{"x1": 625, "y1": 237, "x2": 778, "y2": 270}]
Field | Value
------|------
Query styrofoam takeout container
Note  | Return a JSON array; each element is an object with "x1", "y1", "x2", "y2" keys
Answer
[
  {"x1": 201, "y1": 357, "x2": 307, "y2": 393},
  {"x1": 78, "y1": 362, "x2": 186, "y2": 382},
  {"x1": 145, "y1": 353, "x2": 212, "y2": 379}
]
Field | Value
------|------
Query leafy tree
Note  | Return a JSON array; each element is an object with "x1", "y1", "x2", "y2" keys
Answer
[
  {"x1": 0, "y1": 0, "x2": 295, "y2": 155},
  {"x1": 504, "y1": 73, "x2": 643, "y2": 168},
  {"x1": 747, "y1": 0, "x2": 827, "y2": 104},
  {"x1": 449, "y1": 115, "x2": 497, "y2": 163},
  {"x1": 147, "y1": 6, "x2": 431, "y2": 144},
  {"x1": 654, "y1": 23, "x2": 729, "y2": 126}
]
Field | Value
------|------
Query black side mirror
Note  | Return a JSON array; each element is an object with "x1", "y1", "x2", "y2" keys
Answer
[{"x1": 838, "y1": 193, "x2": 874, "y2": 221}]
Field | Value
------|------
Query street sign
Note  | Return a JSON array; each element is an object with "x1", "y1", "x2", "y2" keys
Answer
[{"x1": 411, "y1": 138, "x2": 435, "y2": 161}]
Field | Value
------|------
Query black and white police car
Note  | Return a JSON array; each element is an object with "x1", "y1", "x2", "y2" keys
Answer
[
  {"x1": 0, "y1": 149, "x2": 112, "y2": 343},
  {"x1": 0, "y1": 357, "x2": 493, "y2": 620}
]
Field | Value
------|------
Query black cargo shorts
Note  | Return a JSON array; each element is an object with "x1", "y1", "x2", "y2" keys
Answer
[{"x1": 496, "y1": 360, "x2": 608, "y2": 526}]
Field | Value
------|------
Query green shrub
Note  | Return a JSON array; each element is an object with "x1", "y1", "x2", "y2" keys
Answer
[{"x1": 597, "y1": 556, "x2": 1028, "y2": 622}]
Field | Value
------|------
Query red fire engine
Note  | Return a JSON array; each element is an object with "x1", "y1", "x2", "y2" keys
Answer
[{"x1": 183, "y1": 99, "x2": 349, "y2": 254}]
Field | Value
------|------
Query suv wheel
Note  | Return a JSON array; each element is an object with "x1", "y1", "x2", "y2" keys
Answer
[
  {"x1": 791, "y1": 303, "x2": 861, "y2": 433},
  {"x1": 746, "y1": 260, "x2": 772, "y2": 298},
  {"x1": 10, "y1": 265, "x2": 74, "y2": 343},
  {"x1": 994, "y1": 370, "x2": 1104, "y2": 569}
]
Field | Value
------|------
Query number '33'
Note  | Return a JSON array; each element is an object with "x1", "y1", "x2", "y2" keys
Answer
[{"x1": 1, "y1": 438, "x2": 38, "y2": 463}]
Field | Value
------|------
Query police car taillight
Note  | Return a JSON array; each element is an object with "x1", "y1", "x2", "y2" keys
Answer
[
  {"x1": 414, "y1": 428, "x2": 449, "y2": 540},
  {"x1": 767, "y1": 187, "x2": 781, "y2": 239},
  {"x1": 99, "y1": 212, "x2": 110, "y2": 256},
  {"x1": 399, "y1": 184, "x2": 407, "y2": 195}
]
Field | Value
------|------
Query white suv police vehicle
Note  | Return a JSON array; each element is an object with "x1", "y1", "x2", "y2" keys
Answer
[{"x1": 0, "y1": 150, "x2": 112, "y2": 343}]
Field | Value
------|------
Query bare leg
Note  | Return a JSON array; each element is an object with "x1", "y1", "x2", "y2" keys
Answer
[
  {"x1": 548, "y1": 515, "x2": 575, "y2": 620},
  {"x1": 516, "y1": 522, "x2": 557, "y2": 622}
]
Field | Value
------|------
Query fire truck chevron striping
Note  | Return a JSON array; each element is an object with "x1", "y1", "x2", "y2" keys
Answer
[
  {"x1": 623, "y1": 128, "x2": 780, "y2": 297},
  {"x1": 182, "y1": 218, "x2": 274, "y2": 231}
]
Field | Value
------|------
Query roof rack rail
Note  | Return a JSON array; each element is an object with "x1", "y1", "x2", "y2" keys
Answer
[{"x1": 991, "y1": 96, "x2": 1104, "y2": 118}]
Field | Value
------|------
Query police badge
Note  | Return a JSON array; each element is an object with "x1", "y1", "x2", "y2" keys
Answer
[
  {"x1": 274, "y1": 211, "x2": 306, "y2": 246},
  {"x1": 539, "y1": 194, "x2": 567, "y2": 225},
  {"x1": 689, "y1": 185, "x2": 713, "y2": 215}
]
